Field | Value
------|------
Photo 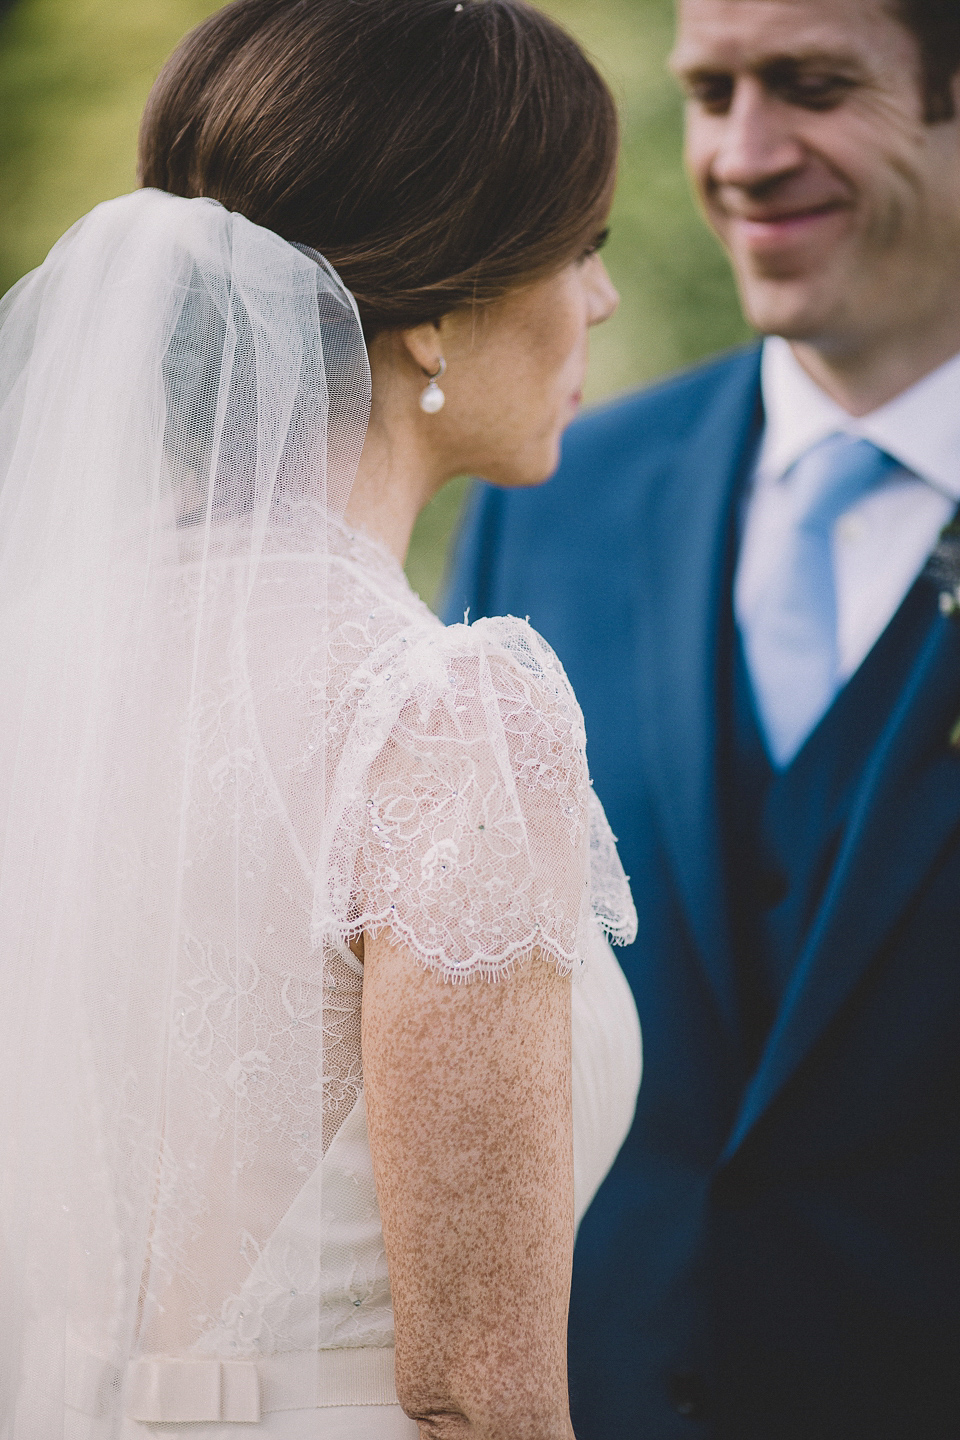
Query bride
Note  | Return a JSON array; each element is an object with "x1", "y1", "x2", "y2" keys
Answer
[{"x1": 0, "y1": 1, "x2": 641, "y2": 1436}]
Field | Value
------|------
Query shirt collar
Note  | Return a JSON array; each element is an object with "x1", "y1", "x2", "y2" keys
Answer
[{"x1": 757, "y1": 335, "x2": 960, "y2": 502}]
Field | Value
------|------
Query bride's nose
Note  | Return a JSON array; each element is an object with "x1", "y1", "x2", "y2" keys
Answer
[{"x1": 587, "y1": 258, "x2": 619, "y2": 326}]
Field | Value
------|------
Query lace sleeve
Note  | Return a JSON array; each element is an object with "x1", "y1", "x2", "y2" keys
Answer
[
  {"x1": 315, "y1": 615, "x2": 636, "y2": 981},
  {"x1": 587, "y1": 787, "x2": 637, "y2": 947}
]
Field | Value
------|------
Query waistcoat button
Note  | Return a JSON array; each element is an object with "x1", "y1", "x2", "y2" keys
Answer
[{"x1": 668, "y1": 1370, "x2": 709, "y2": 1420}]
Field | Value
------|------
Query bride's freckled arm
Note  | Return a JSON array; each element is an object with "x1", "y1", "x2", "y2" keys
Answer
[{"x1": 362, "y1": 935, "x2": 576, "y2": 1440}]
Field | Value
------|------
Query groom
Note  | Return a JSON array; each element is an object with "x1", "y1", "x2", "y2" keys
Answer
[{"x1": 444, "y1": 0, "x2": 960, "y2": 1436}]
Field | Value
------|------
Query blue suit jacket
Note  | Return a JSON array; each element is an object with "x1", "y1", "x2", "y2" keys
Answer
[{"x1": 443, "y1": 348, "x2": 960, "y2": 1439}]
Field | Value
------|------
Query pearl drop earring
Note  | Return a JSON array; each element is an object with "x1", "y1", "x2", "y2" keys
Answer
[{"x1": 419, "y1": 358, "x2": 447, "y2": 414}]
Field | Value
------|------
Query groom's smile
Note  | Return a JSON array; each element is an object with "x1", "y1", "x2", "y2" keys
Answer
[{"x1": 671, "y1": 0, "x2": 960, "y2": 395}]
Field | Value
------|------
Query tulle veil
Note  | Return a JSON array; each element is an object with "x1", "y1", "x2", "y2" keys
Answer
[{"x1": 0, "y1": 188, "x2": 371, "y2": 1432}]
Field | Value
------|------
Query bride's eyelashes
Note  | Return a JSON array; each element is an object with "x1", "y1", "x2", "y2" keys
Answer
[{"x1": 579, "y1": 227, "x2": 610, "y2": 262}]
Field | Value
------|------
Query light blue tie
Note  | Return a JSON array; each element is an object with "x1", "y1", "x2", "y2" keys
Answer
[{"x1": 741, "y1": 434, "x2": 900, "y2": 767}]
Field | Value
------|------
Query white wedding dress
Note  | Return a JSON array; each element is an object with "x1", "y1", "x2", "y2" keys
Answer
[
  {"x1": 106, "y1": 520, "x2": 641, "y2": 1439},
  {"x1": 0, "y1": 191, "x2": 639, "y2": 1439}
]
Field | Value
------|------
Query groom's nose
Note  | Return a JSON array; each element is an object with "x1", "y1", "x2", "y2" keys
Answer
[{"x1": 708, "y1": 78, "x2": 807, "y2": 195}]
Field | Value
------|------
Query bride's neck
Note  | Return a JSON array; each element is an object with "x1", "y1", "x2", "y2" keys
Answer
[{"x1": 344, "y1": 361, "x2": 449, "y2": 564}]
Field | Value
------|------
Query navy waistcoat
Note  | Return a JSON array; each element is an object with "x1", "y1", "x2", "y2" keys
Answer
[{"x1": 724, "y1": 576, "x2": 943, "y2": 1064}]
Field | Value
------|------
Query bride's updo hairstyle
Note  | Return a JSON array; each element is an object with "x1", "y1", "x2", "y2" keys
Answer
[{"x1": 138, "y1": 0, "x2": 618, "y2": 339}]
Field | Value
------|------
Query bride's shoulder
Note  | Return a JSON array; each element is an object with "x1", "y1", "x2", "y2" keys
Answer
[
  {"x1": 320, "y1": 593, "x2": 634, "y2": 978},
  {"x1": 323, "y1": 521, "x2": 584, "y2": 741},
  {"x1": 435, "y1": 610, "x2": 569, "y2": 674},
  {"x1": 324, "y1": 609, "x2": 593, "y2": 981},
  {"x1": 387, "y1": 610, "x2": 586, "y2": 759},
  {"x1": 423, "y1": 612, "x2": 584, "y2": 734}
]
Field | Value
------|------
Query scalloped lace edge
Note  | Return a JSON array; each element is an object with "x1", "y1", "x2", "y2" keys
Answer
[{"x1": 315, "y1": 904, "x2": 632, "y2": 985}]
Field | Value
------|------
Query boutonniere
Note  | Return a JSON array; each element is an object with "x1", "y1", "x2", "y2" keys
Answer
[
  {"x1": 927, "y1": 514, "x2": 960, "y2": 616},
  {"x1": 924, "y1": 516, "x2": 960, "y2": 749}
]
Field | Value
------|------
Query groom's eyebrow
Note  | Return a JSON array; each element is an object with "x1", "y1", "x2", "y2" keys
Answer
[{"x1": 669, "y1": 44, "x2": 867, "y2": 86}]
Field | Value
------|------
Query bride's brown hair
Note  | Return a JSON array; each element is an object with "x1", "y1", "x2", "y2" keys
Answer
[{"x1": 138, "y1": 0, "x2": 618, "y2": 339}]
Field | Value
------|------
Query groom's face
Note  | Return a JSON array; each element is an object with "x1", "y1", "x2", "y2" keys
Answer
[{"x1": 671, "y1": 0, "x2": 960, "y2": 356}]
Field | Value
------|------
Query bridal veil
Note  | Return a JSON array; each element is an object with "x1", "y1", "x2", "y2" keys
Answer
[{"x1": 0, "y1": 189, "x2": 371, "y2": 1429}]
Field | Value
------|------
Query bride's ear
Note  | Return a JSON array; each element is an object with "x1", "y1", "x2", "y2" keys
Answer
[{"x1": 397, "y1": 319, "x2": 445, "y2": 379}]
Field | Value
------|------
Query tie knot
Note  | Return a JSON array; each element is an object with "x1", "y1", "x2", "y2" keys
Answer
[{"x1": 788, "y1": 433, "x2": 899, "y2": 531}]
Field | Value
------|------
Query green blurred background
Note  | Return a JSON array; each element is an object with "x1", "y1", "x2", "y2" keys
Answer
[{"x1": 0, "y1": 0, "x2": 751, "y2": 605}]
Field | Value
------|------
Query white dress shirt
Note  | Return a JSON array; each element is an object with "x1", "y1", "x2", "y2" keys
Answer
[{"x1": 736, "y1": 336, "x2": 960, "y2": 684}]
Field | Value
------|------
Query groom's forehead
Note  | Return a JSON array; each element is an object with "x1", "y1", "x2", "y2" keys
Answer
[{"x1": 670, "y1": 0, "x2": 904, "y2": 70}]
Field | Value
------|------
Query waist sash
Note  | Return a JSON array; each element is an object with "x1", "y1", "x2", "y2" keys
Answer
[{"x1": 66, "y1": 1344, "x2": 399, "y2": 1421}]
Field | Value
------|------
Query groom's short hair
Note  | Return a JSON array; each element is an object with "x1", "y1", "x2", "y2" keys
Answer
[{"x1": 892, "y1": 0, "x2": 960, "y2": 121}]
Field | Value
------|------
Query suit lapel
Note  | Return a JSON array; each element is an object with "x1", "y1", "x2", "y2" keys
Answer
[
  {"x1": 723, "y1": 607, "x2": 960, "y2": 1160},
  {"x1": 636, "y1": 351, "x2": 762, "y2": 1034}
]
